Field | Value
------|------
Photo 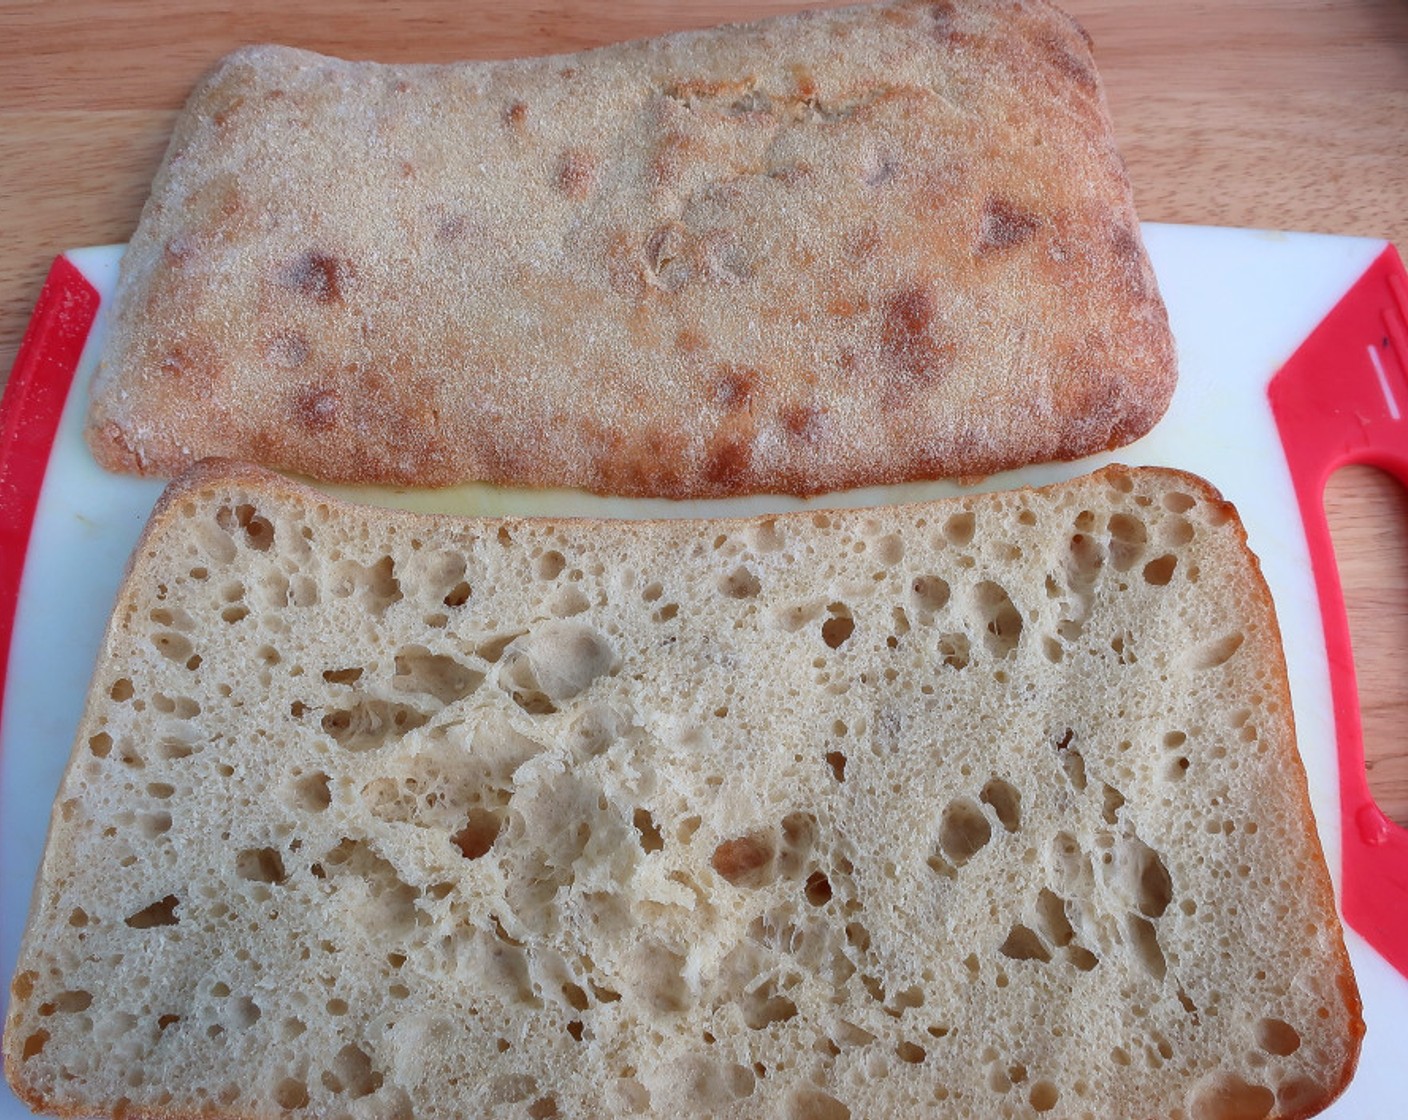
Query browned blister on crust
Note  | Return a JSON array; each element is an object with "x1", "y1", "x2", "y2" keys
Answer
[{"x1": 87, "y1": 0, "x2": 1177, "y2": 497}]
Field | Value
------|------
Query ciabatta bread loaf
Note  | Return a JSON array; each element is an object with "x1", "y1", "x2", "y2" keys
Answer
[
  {"x1": 5, "y1": 462, "x2": 1359, "y2": 1119},
  {"x1": 87, "y1": 0, "x2": 1175, "y2": 496}
]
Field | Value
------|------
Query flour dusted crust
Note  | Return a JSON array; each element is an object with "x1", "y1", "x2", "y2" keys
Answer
[
  {"x1": 87, "y1": 0, "x2": 1176, "y2": 497},
  {"x1": 5, "y1": 462, "x2": 1359, "y2": 1119}
]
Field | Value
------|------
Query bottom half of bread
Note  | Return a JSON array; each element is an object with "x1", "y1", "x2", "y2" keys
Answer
[{"x1": 3, "y1": 462, "x2": 1362, "y2": 1120}]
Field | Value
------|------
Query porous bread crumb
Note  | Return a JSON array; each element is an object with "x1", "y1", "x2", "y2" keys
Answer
[
  {"x1": 87, "y1": 0, "x2": 1176, "y2": 496},
  {"x1": 4, "y1": 461, "x2": 1360, "y2": 1120}
]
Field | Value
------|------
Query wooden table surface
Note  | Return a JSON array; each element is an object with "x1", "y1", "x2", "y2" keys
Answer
[{"x1": 2, "y1": 0, "x2": 1407, "y2": 822}]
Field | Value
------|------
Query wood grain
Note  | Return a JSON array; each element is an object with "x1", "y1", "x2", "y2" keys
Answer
[{"x1": 1, "y1": 0, "x2": 1406, "y2": 821}]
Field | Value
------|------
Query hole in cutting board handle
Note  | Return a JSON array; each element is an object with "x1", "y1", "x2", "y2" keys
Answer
[{"x1": 1324, "y1": 463, "x2": 1408, "y2": 829}]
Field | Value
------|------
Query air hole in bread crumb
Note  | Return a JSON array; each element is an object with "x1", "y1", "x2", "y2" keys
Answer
[
  {"x1": 825, "y1": 750, "x2": 847, "y2": 782},
  {"x1": 41, "y1": 989, "x2": 92, "y2": 1015},
  {"x1": 322, "y1": 667, "x2": 363, "y2": 685},
  {"x1": 980, "y1": 778, "x2": 1021, "y2": 831},
  {"x1": 1101, "y1": 783, "x2": 1126, "y2": 825},
  {"x1": 329, "y1": 1043, "x2": 381, "y2": 1099},
  {"x1": 777, "y1": 599, "x2": 825, "y2": 633},
  {"x1": 153, "y1": 631, "x2": 193, "y2": 661},
  {"x1": 719, "y1": 565, "x2": 762, "y2": 599},
  {"x1": 975, "y1": 581, "x2": 1022, "y2": 656},
  {"x1": 273, "y1": 1077, "x2": 309, "y2": 1110},
  {"x1": 712, "y1": 832, "x2": 777, "y2": 887},
  {"x1": 939, "y1": 798, "x2": 991, "y2": 865},
  {"x1": 1255, "y1": 1018, "x2": 1301, "y2": 1056},
  {"x1": 394, "y1": 646, "x2": 484, "y2": 704},
  {"x1": 633, "y1": 808, "x2": 665, "y2": 853},
  {"x1": 549, "y1": 587, "x2": 591, "y2": 616},
  {"x1": 1144, "y1": 554, "x2": 1177, "y2": 585},
  {"x1": 126, "y1": 895, "x2": 180, "y2": 929},
  {"x1": 1107, "y1": 513, "x2": 1147, "y2": 572},
  {"x1": 743, "y1": 984, "x2": 798, "y2": 1029},
  {"x1": 1035, "y1": 888, "x2": 1075, "y2": 947},
  {"x1": 898, "y1": 1041, "x2": 926, "y2": 1064},
  {"x1": 231, "y1": 997, "x2": 261, "y2": 1028},
  {"x1": 1189, "y1": 1073, "x2": 1275, "y2": 1120},
  {"x1": 1028, "y1": 1080, "x2": 1059, "y2": 1112},
  {"x1": 1058, "y1": 747, "x2": 1088, "y2": 792},
  {"x1": 322, "y1": 699, "x2": 429, "y2": 751},
  {"x1": 1070, "y1": 946, "x2": 1103, "y2": 974},
  {"x1": 291, "y1": 771, "x2": 331, "y2": 812},
  {"x1": 999, "y1": 924, "x2": 1052, "y2": 963},
  {"x1": 805, "y1": 870, "x2": 832, "y2": 906},
  {"x1": 943, "y1": 512, "x2": 975, "y2": 546},
  {"x1": 561, "y1": 981, "x2": 589, "y2": 1012},
  {"x1": 653, "y1": 603, "x2": 680, "y2": 623},
  {"x1": 536, "y1": 551, "x2": 567, "y2": 580},
  {"x1": 88, "y1": 732, "x2": 113, "y2": 758},
  {"x1": 939, "y1": 632, "x2": 970, "y2": 669},
  {"x1": 874, "y1": 532, "x2": 904, "y2": 565},
  {"x1": 110, "y1": 678, "x2": 134, "y2": 701},
  {"x1": 216, "y1": 504, "x2": 275, "y2": 551},
  {"x1": 785, "y1": 1088, "x2": 850, "y2": 1120},
  {"x1": 912, "y1": 575, "x2": 950, "y2": 613},
  {"x1": 452, "y1": 808, "x2": 502, "y2": 859},
  {"x1": 821, "y1": 603, "x2": 856, "y2": 648},
  {"x1": 236, "y1": 847, "x2": 287, "y2": 884},
  {"x1": 1126, "y1": 914, "x2": 1166, "y2": 980},
  {"x1": 1193, "y1": 631, "x2": 1245, "y2": 669}
]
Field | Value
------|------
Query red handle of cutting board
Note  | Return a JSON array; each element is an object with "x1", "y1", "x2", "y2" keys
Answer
[
  {"x1": 0, "y1": 255, "x2": 100, "y2": 738},
  {"x1": 1269, "y1": 243, "x2": 1408, "y2": 980}
]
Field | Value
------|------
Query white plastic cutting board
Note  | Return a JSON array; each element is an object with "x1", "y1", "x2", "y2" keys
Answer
[{"x1": 2, "y1": 224, "x2": 1405, "y2": 1116}]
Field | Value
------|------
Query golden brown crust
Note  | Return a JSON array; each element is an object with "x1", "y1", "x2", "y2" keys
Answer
[{"x1": 88, "y1": 0, "x2": 1176, "y2": 498}]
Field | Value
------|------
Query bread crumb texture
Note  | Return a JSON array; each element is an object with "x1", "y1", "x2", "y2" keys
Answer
[
  {"x1": 87, "y1": 0, "x2": 1175, "y2": 495},
  {"x1": 4, "y1": 463, "x2": 1360, "y2": 1120}
]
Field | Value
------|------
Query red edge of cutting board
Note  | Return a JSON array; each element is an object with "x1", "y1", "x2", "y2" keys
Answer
[
  {"x1": 0, "y1": 255, "x2": 100, "y2": 738},
  {"x1": 1268, "y1": 243, "x2": 1408, "y2": 981}
]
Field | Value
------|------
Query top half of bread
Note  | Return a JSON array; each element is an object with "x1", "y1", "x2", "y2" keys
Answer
[
  {"x1": 86, "y1": 0, "x2": 1176, "y2": 498},
  {"x1": 5, "y1": 460, "x2": 1359, "y2": 1120}
]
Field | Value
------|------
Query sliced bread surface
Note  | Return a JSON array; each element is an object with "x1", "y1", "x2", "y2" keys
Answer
[
  {"x1": 86, "y1": 0, "x2": 1175, "y2": 496},
  {"x1": 4, "y1": 461, "x2": 1359, "y2": 1119}
]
